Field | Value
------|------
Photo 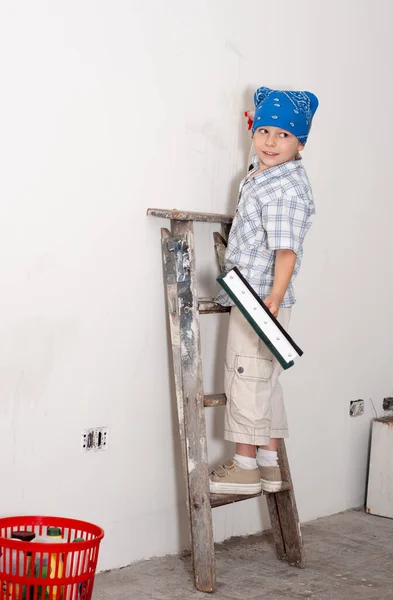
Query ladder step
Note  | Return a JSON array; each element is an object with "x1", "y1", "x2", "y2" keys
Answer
[
  {"x1": 204, "y1": 394, "x2": 227, "y2": 407},
  {"x1": 198, "y1": 298, "x2": 230, "y2": 314},
  {"x1": 210, "y1": 483, "x2": 292, "y2": 508},
  {"x1": 147, "y1": 207, "x2": 233, "y2": 224},
  {"x1": 210, "y1": 491, "x2": 262, "y2": 507}
]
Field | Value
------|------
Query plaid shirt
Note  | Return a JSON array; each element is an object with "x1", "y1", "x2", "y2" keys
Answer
[{"x1": 216, "y1": 155, "x2": 315, "y2": 308}]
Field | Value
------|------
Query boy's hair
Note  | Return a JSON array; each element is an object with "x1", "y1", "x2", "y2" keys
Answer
[{"x1": 252, "y1": 87, "x2": 319, "y2": 145}]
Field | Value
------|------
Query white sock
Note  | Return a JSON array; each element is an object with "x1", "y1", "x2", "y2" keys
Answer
[
  {"x1": 234, "y1": 454, "x2": 258, "y2": 470},
  {"x1": 256, "y1": 449, "x2": 278, "y2": 467}
]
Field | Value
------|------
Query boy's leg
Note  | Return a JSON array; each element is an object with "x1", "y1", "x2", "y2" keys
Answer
[
  {"x1": 223, "y1": 306, "x2": 276, "y2": 446},
  {"x1": 209, "y1": 307, "x2": 263, "y2": 494},
  {"x1": 209, "y1": 306, "x2": 291, "y2": 494},
  {"x1": 257, "y1": 308, "x2": 291, "y2": 491},
  {"x1": 261, "y1": 439, "x2": 278, "y2": 451},
  {"x1": 236, "y1": 443, "x2": 257, "y2": 456}
]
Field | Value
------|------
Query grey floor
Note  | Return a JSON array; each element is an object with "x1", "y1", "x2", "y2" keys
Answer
[{"x1": 94, "y1": 509, "x2": 393, "y2": 599}]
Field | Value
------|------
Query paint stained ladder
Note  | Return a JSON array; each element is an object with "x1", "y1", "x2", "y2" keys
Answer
[{"x1": 148, "y1": 207, "x2": 305, "y2": 593}]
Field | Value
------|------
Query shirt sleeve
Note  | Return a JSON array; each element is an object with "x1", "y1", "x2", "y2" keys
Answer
[{"x1": 261, "y1": 195, "x2": 311, "y2": 254}]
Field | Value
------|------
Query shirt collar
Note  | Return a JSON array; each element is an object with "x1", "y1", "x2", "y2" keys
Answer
[{"x1": 250, "y1": 153, "x2": 303, "y2": 181}]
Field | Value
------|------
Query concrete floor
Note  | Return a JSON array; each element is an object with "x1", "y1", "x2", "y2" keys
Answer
[{"x1": 94, "y1": 509, "x2": 393, "y2": 599}]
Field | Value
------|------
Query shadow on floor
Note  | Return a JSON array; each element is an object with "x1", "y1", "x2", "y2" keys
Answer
[{"x1": 94, "y1": 509, "x2": 393, "y2": 600}]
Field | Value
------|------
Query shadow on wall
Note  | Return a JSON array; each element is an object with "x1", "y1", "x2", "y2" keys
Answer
[
  {"x1": 224, "y1": 86, "x2": 256, "y2": 217},
  {"x1": 160, "y1": 92, "x2": 271, "y2": 547}
]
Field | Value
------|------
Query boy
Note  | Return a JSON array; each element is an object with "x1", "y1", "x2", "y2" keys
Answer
[{"x1": 210, "y1": 86, "x2": 319, "y2": 495}]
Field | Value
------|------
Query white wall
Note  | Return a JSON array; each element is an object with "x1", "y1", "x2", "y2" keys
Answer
[{"x1": 0, "y1": 0, "x2": 392, "y2": 571}]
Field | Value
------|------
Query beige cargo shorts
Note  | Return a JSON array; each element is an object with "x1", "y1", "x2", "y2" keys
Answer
[{"x1": 224, "y1": 306, "x2": 291, "y2": 446}]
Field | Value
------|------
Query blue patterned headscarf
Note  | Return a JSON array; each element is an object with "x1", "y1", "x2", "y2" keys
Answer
[{"x1": 252, "y1": 87, "x2": 319, "y2": 144}]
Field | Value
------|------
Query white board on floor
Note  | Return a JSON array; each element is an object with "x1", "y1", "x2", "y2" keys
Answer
[{"x1": 366, "y1": 418, "x2": 393, "y2": 519}]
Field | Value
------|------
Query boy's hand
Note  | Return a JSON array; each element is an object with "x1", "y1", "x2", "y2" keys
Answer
[{"x1": 264, "y1": 295, "x2": 282, "y2": 318}]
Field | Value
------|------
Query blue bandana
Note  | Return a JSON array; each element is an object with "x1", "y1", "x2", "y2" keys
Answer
[{"x1": 252, "y1": 87, "x2": 319, "y2": 144}]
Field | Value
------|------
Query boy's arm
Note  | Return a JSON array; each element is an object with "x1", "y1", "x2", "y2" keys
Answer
[
  {"x1": 264, "y1": 249, "x2": 296, "y2": 317},
  {"x1": 262, "y1": 192, "x2": 312, "y2": 317}
]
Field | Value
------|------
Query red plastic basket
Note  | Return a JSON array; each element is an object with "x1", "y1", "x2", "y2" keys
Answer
[{"x1": 0, "y1": 516, "x2": 104, "y2": 600}]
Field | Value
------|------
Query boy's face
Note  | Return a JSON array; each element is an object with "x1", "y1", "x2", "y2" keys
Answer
[{"x1": 253, "y1": 125, "x2": 304, "y2": 170}]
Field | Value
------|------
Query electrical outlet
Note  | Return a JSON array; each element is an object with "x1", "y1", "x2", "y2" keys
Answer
[
  {"x1": 81, "y1": 427, "x2": 108, "y2": 452},
  {"x1": 383, "y1": 397, "x2": 393, "y2": 411},
  {"x1": 349, "y1": 399, "x2": 364, "y2": 417}
]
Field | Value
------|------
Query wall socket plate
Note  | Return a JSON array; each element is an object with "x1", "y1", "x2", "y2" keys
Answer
[
  {"x1": 349, "y1": 399, "x2": 364, "y2": 417},
  {"x1": 81, "y1": 427, "x2": 108, "y2": 452},
  {"x1": 383, "y1": 397, "x2": 393, "y2": 411}
]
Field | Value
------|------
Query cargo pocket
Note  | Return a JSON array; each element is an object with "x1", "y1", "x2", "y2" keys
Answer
[{"x1": 229, "y1": 354, "x2": 274, "y2": 428}]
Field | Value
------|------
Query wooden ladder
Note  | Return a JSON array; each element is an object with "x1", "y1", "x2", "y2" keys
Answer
[{"x1": 148, "y1": 207, "x2": 305, "y2": 593}]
